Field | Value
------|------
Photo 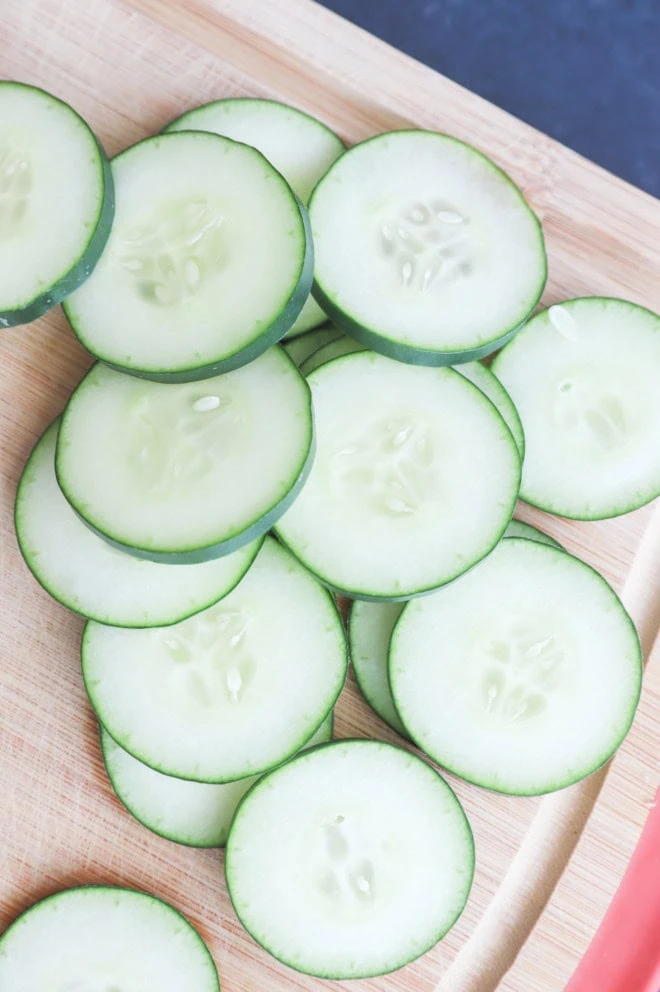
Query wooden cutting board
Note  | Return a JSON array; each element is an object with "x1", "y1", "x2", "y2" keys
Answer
[{"x1": 2, "y1": 2, "x2": 660, "y2": 990}]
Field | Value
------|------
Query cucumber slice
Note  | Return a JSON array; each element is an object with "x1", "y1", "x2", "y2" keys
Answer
[
  {"x1": 15, "y1": 419, "x2": 261, "y2": 626},
  {"x1": 56, "y1": 350, "x2": 313, "y2": 564},
  {"x1": 504, "y1": 519, "x2": 562, "y2": 548},
  {"x1": 456, "y1": 361, "x2": 525, "y2": 458},
  {"x1": 300, "y1": 335, "x2": 364, "y2": 375},
  {"x1": 276, "y1": 351, "x2": 520, "y2": 599},
  {"x1": 225, "y1": 739, "x2": 474, "y2": 979},
  {"x1": 0, "y1": 886, "x2": 219, "y2": 990},
  {"x1": 63, "y1": 131, "x2": 312, "y2": 380},
  {"x1": 101, "y1": 713, "x2": 333, "y2": 847},
  {"x1": 282, "y1": 322, "x2": 343, "y2": 366},
  {"x1": 0, "y1": 81, "x2": 113, "y2": 327},
  {"x1": 83, "y1": 537, "x2": 347, "y2": 782},
  {"x1": 492, "y1": 298, "x2": 660, "y2": 519},
  {"x1": 349, "y1": 601, "x2": 407, "y2": 736},
  {"x1": 309, "y1": 130, "x2": 546, "y2": 365},
  {"x1": 165, "y1": 98, "x2": 344, "y2": 339},
  {"x1": 390, "y1": 539, "x2": 642, "y2": 795}
]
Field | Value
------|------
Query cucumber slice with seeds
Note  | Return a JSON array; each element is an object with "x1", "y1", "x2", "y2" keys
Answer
[
  {"x1": 63, "y1": 130, "x2": 312, "y2": 380},
  {"x1": 101, "y1": 713, "x2": 333, "y2": 847},
  {"x1": 15, "y1": 418, "x2": 261, "y2": 627},
  {"x1": 390, "y1": 539, "x2": 642, "y2": 795},
  {"x1": 493, "y1": 298, "x2": 660, "y2": 519},
  {"x1": 309, "y1": 130, "x2": 546, "y2": 365},
  {"x1": 276, "y1": 351, "x2": 520, "y2": 599},
  {"x1": 300, "y1": 334, "x2": 364, "y2": 375},
  {"x1": 56, "y1": 349, "x2": 313, "y2": 564},
  {"x1": 83, "y1": 538, "x2": 347, "y2": 782},
  {"x1": 0, "y1": 81, "x2": 113, "y2": 327},
  {"x1": 165, "y1": 98, "x2": 343, "y2": 338},
  {"x1": 225, "y1": 739, "x2": 474, "y2": 979},
  {"x1": 0, "y1": 886, "x2": 219, "y2": 991},
  {"x1": 283, "y1": 322, "x2": 343, "y2": 366}
]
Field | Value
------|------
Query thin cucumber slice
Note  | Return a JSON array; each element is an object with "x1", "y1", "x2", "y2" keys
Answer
[
  {"x1": 276, "y1": 351, "x2": 521, "y2": 599},
  {"x1": 0, "y1": 81, "x2": 113, "y2": 327},
  {"x1": 309, "y1": 130, "x2": 546, "y2": 365},
  {"x1": 225, "y1": 739, "x2": 474, "y2": 979},
  {"x1": 165, "y1": 98, "x2": 344, "y2": 339},
  {"x1": 300, "y1": 335, "x2": 364, "y2": 375},
  {"x1": 283, "y1": 322, "x2": 343, "y2": 366},
  {"x1": 83, "y1": 537, "x2": 347, "y2": 782},
  {"x1": 15, "y1": 418, "x2": 261, "y2": 627},
  {"x1": 456, "y1": 361, "x2": 525, "y2": 458},
  {"x1": 390, "y1": 539, "x2": 642, "y2": 795},
  {"x1": 0, "y1": 886, "x2": 219, "y2": 990},
  {"x1": 56, "y1": 350, "x2": 313, "y2": 564},
  {"x1": 493, "y1": 298, "x2": 660, "y2": 519},
  {"x1": 63, "y1": 131, "x2": 312, "y2": 380},
  {"x1": 504, "y1": 519, "x2": 562, "y2": 548},
  {"x1": 101, "y1": 713, "x2": 333, "y2": 847},
  {"x1": 349, "y1": 601, "x2": 407, "y2": 736}
]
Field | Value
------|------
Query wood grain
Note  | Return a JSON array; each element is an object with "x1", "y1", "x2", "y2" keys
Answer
[{"x1": 1, "y1": 1, "x2": 660, "y2": 990}]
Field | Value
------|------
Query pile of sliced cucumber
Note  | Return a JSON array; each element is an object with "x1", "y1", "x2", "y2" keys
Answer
[{"x1": 4, "y1": 78, "x2": 653, "y2": 983}]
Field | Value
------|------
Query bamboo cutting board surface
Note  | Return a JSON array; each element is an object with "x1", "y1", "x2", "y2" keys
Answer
[{"x1": 2, "y1": 2, "x2": 660, "y2": 990}]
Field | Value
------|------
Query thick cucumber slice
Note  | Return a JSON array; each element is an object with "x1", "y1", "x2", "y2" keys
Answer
[
  {"x1": 0, "y1": 886, "x2": 219, "y2": 991},
  {"x1": 63, "y1": 131, "x2": 312, "y2": 380},
  {"x1": 83, "y1": 538, "x2": 347, "y2": 782},
  {"x1": 56, "y1": 350, "x2": 313, "y2": 564},
  {"x1": 504, "y1": 519, "x2": 562, "y2": 548},
  {"x1": 165, "y1": 98, "x2": 344, "y2": 339},
  {"x1": 493, "y1": 298, "x2": 660, "y2": 519},
  {"x1": 15, "y1": 419, "x2": 261, "y2": 626},
  {"x1": 309, "y1": 130, "x2": 546, "y2": 365},
  {"x1": 0, "y1": 81, "x2": 113, "y2": 327},
  {"x1": 283, "y1": 322, "x2": 343, "y2": 366},
  {"x1": 225, "y1": 739, "x2": 474, "y2": 979},
  {"x1": 349, "y1": 601, "x2": 407, "y2": 736},
  {"x1": 276, "y1": 351, "x2": 520, "y2": 599},
  {"x1": 456, "y1": 361, "x2": 525, "y2": 458},
  {"x1": 101, "y1": 713, "x2": 333, "y2": 847},
  {"x1": 300, "y1": 334, "x2": 363, "y2": 375},
  {"x1": 390, "y1": 539, "x2": 642, "y2": 795}
]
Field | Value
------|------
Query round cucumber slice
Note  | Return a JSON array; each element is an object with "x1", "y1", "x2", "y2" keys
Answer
[
  {"x1": 283, "y1": 322, "x2": 343, "y2": 366},
  {"x1": 63, "y1": 130, "x2": 312, "y2": 380},
  {"x1": 504, "y1": 519, "x2": 562, "y2": 548},
  {"x1": 309, "y1": 130, "x2": 546, "y2": 365},
  {"x1": 56, "y1": 350, "x2": 313, "y2": 564},
  {"x1": 349, "y1": 601, "x2": 407, "y2": 736},
  {"x1": 390, "y1": 539, "x2": 642, "y2": 795},
  {"x1": 83, "y1": 537, "x2": 347, "y2": 782},
  {"x1": 456, "y1": 361, "x2": 525, "y2": 458},
  {"x1": 300, "y1": 334, "x2": 364, "y2": 375},
  {"x1": 101, "y1": 713, "x2": 333, "y2": 847},
  {"x1": 0, "y1": 886, "x2": 219, "y2": 990},
  {"x1": 15, "y1": 418, "x2": 262, "y2": 626},
  {"x1": 493, "y1": 298, "x2": 660, "y2": 519},
  {"x1": 225, "y1": 739, "x2": 474, "y2": 979},
  {"x1": 165, "y1": 98, "x2": 344, "y2": 339},
  {"x1": 276, "y1": 351, "x2": 521, "y2": 599},
  {"x1": 0, "y1": 81, "x2": 114, "y2": 327}
]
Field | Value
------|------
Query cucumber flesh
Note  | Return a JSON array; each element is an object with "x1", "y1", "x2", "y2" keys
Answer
[
  {"x1": 83, "y1": 538, "x2": 347, "y2": 782},
  {"x1": 225, "y1": 739, "x2": 474, "y2": 979},
  {"x1": 56, "y1": 349, "x2": 313, "y2": 563},
  {"x1": 456, "y1": 361, "x2": 525, "y2": 458},
  {"x1": 349, "y1": 601, "x2": 407, "y2": 736},
  {"x1": 0, "y1": 81, "x2": 113, "y2": 326},
  {"x1": 504, "y1": 519, "x2": 562, "y2": 548},
  {"x1": 283, "y1": 322, "x2": 343, "y2": 366},
  {"x1": 101, "y1": 713, "x2": 333, "y2": 847},
  {"x1": 15, "y1": 418, "x2": 261, "y2": 626},
  {"x1": 390, "y1": 539, "x2": 642, "y2": 795},
  {"x1": 165, "y1": 98, "x2": 344, "y2": 338},
  {"x1": 276, "y1": 351, "x2": 521, "y2": 598},
  {"x1": 0, "y1": 886, "x2": 219, "y2": 990},
  {"x1": 64, "y1": 131, "x2": 312, "y2": 380},
  {"x1": 300, "y1": 335, "x2": 363, "y2": 375},
  {"x1": 309, "y1": 130, "x2": 546, "y2": 365},
  {"x1": 493, "y1": 298, "x2": 660, "y2": 519}
]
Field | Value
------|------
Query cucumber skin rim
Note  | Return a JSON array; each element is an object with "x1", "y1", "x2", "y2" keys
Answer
[
  {"x1": 0, "y1": 81, "x2": 115, "y2": 328},
  {"x1": 224, "y1": 737, "x2": 475, "y2": 981},
  {"x1": 55, "y1": 351, "x2": 315, "y2": 564},
  {"x1": 309, "y1": 128, "x2": 548, "y2": 366},
  {"x1": 63, "y1": 131, "x2": 313, "y2": 381},
  {"x1": 100, "y1": 714, "x2": 335, "y2": 849},
  {"x1": 493, "y1": 296, "x2": 660, "y2": 521},
  {"x1": 347, "y1": 599, "x2": 410, "y2": 739},
  {"x1": 0, "y1": 884, "x2": 221, "y2": 990},
  {"x1": 388, "y1": 538, "x2": 644, "y2": 796},
  {"x1": 458, "y1": 361, "x2": 526, "y2": 461}
]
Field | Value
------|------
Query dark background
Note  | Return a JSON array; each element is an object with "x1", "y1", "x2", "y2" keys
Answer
[{"x1": 318, "y1": 0, "x2": 659, "y2": 197}]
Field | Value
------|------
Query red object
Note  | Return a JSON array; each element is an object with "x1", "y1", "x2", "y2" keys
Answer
[{"x1": 565, "y1": 788, "x2": 660, "y2": 992}]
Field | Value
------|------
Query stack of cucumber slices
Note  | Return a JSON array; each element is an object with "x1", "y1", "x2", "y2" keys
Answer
[{"x1": 5, "y1": 79, "x2": 653, "y2": 984}]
